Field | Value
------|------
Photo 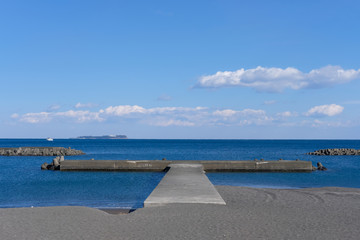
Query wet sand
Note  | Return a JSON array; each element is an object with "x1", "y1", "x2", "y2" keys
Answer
[{"x1": 1, "y1": 186, "x2": 360, "y2": 239}]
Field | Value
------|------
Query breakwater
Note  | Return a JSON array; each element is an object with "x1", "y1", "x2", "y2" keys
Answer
[
  {"x1": 307, "y1": 148, "x2": 360, "y2": 155},
  {"x1": 56, "y1": 159, "x2": 315, "y2": 172},
  {"x1": 0, "y1": 147, "x2": 85, "y2": 156}
]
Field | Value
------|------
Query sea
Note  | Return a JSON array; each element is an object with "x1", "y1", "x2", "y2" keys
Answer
[{"x1": 1, "y1": 139, "x2": 360, "y2": 209}]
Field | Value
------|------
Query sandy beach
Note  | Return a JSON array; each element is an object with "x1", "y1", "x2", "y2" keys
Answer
[{"x1": 1, "y1": 185, "x2": 360, "y2": 240}]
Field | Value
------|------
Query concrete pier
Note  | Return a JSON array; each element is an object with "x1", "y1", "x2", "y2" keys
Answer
[
  {"x1": 59, "y1": 160, "x2": 314, "y2": 172},
  {"x1": 56, "y1": 160, "x2": 314, "y2": 207},
  {"x1": 144, "y1": 164, "x2": 226, "y2": 207}
]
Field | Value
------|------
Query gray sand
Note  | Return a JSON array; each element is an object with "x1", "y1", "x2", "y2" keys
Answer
[{"x1": 1, "y1": 186, "x2": 360, "y2": 239}]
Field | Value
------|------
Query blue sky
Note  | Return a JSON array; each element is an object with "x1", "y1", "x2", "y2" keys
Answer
[{"x1": 1, "y1": 0, "x2": 360, "y2": 139}]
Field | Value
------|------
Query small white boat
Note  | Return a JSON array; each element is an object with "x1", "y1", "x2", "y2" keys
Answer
[{"x1": 46, "y1": 138, "x2": 54, "y2": 141}]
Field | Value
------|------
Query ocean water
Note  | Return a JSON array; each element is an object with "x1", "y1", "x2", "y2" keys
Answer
[{"x1": 1, "y1": 139, "x2": 360, "y2": 209}]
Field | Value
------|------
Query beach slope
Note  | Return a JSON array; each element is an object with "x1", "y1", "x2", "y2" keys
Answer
[{"x1": 1, "y1": 186, "x2": 360, "y2": 239}]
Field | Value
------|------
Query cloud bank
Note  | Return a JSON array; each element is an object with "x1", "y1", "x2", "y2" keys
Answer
[
  {"x1": 13, "y1": 105, "x2": 269, "y2": 127},
  {"x1": 197, "y1": 65, "x2": 360, "y2": 92},
  {"x1": 12, "y1": 103, "x2": 347, "y2": 128},
  {"x1": 18, "y1": 110, "x2": 104, "y2": 123}
]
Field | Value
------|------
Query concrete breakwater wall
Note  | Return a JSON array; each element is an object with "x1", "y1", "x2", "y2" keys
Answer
[
  {"x1": 58, "y1": 159, "x2": 315, "y2": 172},
  {"x1": 0, "y1": 147, "x2": 85, "y2": 156},
  {"x1": 307, "y1": 148, "x2": 360, "y2": 155}
]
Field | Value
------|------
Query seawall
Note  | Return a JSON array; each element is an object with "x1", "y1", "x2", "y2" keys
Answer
[{"x1": 59, "y1": 160, "x2": 314, "y2": 172}]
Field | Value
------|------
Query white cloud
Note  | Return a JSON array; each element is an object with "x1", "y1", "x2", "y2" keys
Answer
[
  {"x1": 103, "y1": 105, "x2": 147, "y2": 116},
  {"x1": 147, "y1": 106, "x2": 207, "y2": 114},
  {"x1": 18, "y1": 110, "x2": 104, "y2": 123},
  {"x1": 213, "y1": 109, "x2": 238, "y2": 117},
  {"x1": 20, "y1": 112, "x2": 52, "y2": 123},
  {"x1": 15, "y1": 104, "x2": 352, "y2": 129},
  {"x1": 55, "y1": 110, "x2": 104, "y2": 123},
  {"x1": 14, "y1": 105, "x2": 208, "y2": 125},
  {"x1": 75, "y1": 103, "x2": 99, "y2": 109},
  {"x1": 102, "y1": 105, "x2": 209, "y2": 127},
  {"x1": 102, "y1": 105, "x2": 207, "y2": 117},
  {"x1": 305, "y1": 104, "x2": 344, "y2": 117},
  {"x1": 241, "y1": 109, "x2": 267, "y2": 116},
  {"x1": 276, "y1": 111, "x2": 298, "y2": 118},
  {"x1": 14, "y1": 103, "x2": 353, "y2": 129},
  {"x1": 13, "y1": 105, "x2": 274, "y2": 127},
  {"x1": 212, "y1": 109, "x2": 271, "y2": 126},
  {"x1": 197, "y1": 65, "x2": 360, "y2": 92}
]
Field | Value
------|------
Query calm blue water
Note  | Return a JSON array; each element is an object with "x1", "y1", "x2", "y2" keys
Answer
[{"x1": 1, "y1": 139, "x2": 360, "y2": 209}]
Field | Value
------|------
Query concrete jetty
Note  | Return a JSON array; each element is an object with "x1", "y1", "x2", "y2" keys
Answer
[
  {"x1": 54, "y1": 159, "x2": 314, "y2": 207},
  {"x1": 59, "y1": 159, "x2": 314, "y2": 172},
  {"x1": 144, "y1": 164, "x2": 226, "y2": 207}
]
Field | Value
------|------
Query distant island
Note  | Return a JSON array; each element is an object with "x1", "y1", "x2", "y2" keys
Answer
[{"x1": 75, "y1": 135, "x2": 128, "y2": 139}]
